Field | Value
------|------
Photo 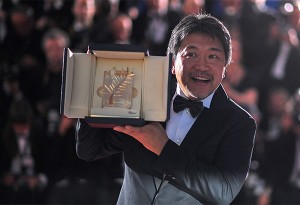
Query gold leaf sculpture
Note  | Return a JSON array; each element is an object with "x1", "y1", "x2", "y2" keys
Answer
[{"x1": 97, "y1": 67, "x2": 136, "y2": 109}]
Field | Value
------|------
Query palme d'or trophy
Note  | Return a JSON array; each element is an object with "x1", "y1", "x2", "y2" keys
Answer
[{"x1": 97, "y1": 67, "x2": 137, "y2": 109}]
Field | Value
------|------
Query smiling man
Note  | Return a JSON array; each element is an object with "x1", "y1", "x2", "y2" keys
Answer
[
  {"x1": 76, "y1": 14, "x2": 256, "y2": 205},
  {"x1": 172, "y1": 33, "x2": 226, "y2": 100}
]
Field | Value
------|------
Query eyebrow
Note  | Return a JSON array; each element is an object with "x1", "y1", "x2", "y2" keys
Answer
[
  {"x1": 186, "y1": 45, "x2": 224, "y2": 53},
  {"x1": 210, "y1": 47, "x2": 224, "y2": 53}
]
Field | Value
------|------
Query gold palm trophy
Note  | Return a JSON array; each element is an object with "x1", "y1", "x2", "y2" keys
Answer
[{"x1": 97, "y1": 67, "x2": 137, "y2": 109}]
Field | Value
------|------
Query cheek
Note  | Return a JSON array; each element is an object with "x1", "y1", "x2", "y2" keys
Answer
[{"x1": 172, "y1": 60, "x2": 183, "y2": 75}]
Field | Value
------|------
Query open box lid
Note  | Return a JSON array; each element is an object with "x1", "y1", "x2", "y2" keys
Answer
[{"x1": 60, "y1": 44, "x2": 172, "y2": 126}]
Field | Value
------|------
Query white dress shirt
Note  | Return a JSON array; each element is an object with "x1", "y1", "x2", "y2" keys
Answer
[{"x1": 166, "y1": 84, "x2": 214, "y2": 145}]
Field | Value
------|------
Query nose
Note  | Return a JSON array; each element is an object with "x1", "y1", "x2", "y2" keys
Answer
[{"x1": 194, "y1": 56, "x2": 208, "y2": 71}]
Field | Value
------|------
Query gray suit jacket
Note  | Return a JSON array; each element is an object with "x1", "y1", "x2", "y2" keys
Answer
[{"x1": 76, "y1": 85, "x2": 256, "y2": 205}]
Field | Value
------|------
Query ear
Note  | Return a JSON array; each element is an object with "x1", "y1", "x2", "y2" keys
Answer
[
  {"x1": 171, "y1": 60, "x2": 175, "y2": 74},
  {"x1": 222, "y1": 67, "x2": 226, "y2": 79}
]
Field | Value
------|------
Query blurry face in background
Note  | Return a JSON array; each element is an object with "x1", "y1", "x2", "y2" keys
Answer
[
  {"x1": 183, "y1": 0, "x2": 204, "y2": 15},
  {"x1": 43, "y1": 37, "x2": 66, "y2": 72},
  {"x1": 11, "y1": 11, "x2": 33, "y2": 37},
  {"x1": 148, "y1": 0, "x2": 169, "y2": 12},
  {"x1": 112, "y1": 15, "x2": 132, "y2": 42},
  {"x1": 220, "y1": 0, "x2": 242, "y2": 15},
  {"x1": 73, "y1": 0, "x2": 96, "y2": 25},
  {"x1": 268, "y1": 90, "x2": 290, "y2": 116}
]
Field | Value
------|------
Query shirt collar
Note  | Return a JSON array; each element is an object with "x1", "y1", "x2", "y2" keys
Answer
[{"x1": 176, "y1": 84, "x2": 214, "y2": 108}]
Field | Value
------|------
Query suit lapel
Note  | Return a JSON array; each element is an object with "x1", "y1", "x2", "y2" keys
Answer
[{"x1": 180, "y1": 85, "x2": 229, "y2": 151}]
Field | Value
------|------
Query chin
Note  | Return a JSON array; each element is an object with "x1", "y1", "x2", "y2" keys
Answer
[{"x1": 187, "y1": 92, "x2": 204, "y2": 100}]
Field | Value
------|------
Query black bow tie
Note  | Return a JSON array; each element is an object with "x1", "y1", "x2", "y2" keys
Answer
[{"x1": 173, "y1": 95, "x2": 204, "y2": 118}]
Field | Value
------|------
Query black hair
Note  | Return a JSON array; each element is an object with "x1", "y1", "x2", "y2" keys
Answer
[
  {"x1": 42, "y1": 28, "x2": 70, "y2": 49},
  {"x1": 167, "y1": 13, "x2": 232, "y2": 66}
]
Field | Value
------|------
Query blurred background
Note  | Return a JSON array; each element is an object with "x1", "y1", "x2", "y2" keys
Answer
[{"x1": 1, "y1": 0, "x2": 300, "y2": 204}]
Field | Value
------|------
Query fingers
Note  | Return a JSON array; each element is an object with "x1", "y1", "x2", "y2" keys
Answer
[
  {"x1": 113, "y1": 123, "x2": 151, "y2": 132},
  {"x1": 113, "y1": 123, "x2": 168, "y2": 155},
  {"x1": 113, "y1": 122, "x2": 163, "y2": 136},
  {"x1": 114, "y1": 125, "x2": 135, "y2": 133}
]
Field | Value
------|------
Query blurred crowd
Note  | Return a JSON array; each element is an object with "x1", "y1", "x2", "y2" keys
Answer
[{"x1": 1, "y1": 0, "x2": 300, "y2": 204}]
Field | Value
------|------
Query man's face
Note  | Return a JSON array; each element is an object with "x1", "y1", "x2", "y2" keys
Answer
[
  {"x1": 73, "y1": 0, "x2": 96, "y2": 24},
  {"x1": 44, "y1": 38, "x2": 65, "y2": 72},
  {"x1": 172, "y1": 33, "x2": 226, "y2": 100}
]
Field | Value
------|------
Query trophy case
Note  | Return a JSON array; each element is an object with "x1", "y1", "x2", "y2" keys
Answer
[{"x1": 60, "y1": 44, "x2": 172, "y2": 127}]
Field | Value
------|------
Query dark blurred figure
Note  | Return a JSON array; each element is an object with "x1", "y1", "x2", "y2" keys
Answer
[
  {"x1": 256, "y1": 88, "x2": 300, "y2": 205},
  {"x1": 64, "y1": 0, "x2": 98, "y2": 52},
  {"x1": 0, "y1": 1, "x2": 7, "y2": 66},
  {"x1": 255, "y1": 87, "x2": 291, "y2": 205},
  {"x1": 1, "y1": 5, "x2": 44, "y2": 107},
  {"x1": 65, "y1": 0, "x2": 122, "y2": 51},
  {"x1": 32, "y1": 27, "x2": 96, "y2": 203},
  {"x1": 39, "y1": 27, "x2": 123, "y2": 204},
  {"x1": 45, "y1": 104, "x2": 123, "y2": 204},
  {"x1": 234, "y1": 86, "x2": 292, "y2": 205},
  {"x1": 222, "y1": 33, "x2": 261, "y2": 123},
  {"x1": 0, "y1": 0, "x2": 73, "y2": 33},
  {"x1": 224, "y1": 33, "x2": 262, "y2": 205},
  {"x1": 240, "y1": 0, "x2": 278, "y2": 71},
  {"x1": 118, "y1": 0, "x2": 147, "y2": 21},
  {"x1": 37, "y1": 28, "x2": 69, "y2": 138},
  {"x1": 214, "y1": 0, "x2": 277, "y2": 76},
  {"x1": 266, "y1": 0, "x2": 300, "y2": 91},
  {"x1": 34, "y1": 0, "x2": 73, "y2": 32},
  {"x1": 258, "y1": 1, "x2": 300, "y2": 114},
  {"x1": 131, "y1": 0, "x2": 181, "y2": 55},
  {"x1": 277, "y1": 0, "x2": 300, "y2": 41},
  {"x1": 0, "y1": 74, "x2": 23, "y2": 133},
  {"x1": 259, "y1": 87, "x2": 291, "y2": 144},
  {"x1": 44, "y1": 116, "x2": 99, "y2": 205},
  {"x1": 0, "y1": 99, "x2": 49, "y2": 204},
  {"x1": 86, "y1": 0, "x2": 120, "y2": 47}
]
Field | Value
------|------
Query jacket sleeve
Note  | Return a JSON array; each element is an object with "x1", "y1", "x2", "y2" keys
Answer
[
  {"x1": 75, "y1": 119, "x2": 124, "y2": 161},
  {"x1": 152, "y1": 115, "x2": 256, "y2": 205}
]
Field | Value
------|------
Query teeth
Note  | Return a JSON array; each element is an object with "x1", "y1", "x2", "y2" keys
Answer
[{"x1": 193, "y1": 76, "x2": 209, "y2": 81}]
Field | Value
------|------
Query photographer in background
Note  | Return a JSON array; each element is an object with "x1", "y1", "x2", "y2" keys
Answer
[
  {"x1": 257, "y1": 88, "x2": 300, "y2": 205},
  {"x1": 0, "y1": 99, "x2": 49, "y2": 204}
]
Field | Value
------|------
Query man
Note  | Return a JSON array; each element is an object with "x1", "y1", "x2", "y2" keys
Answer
[
  {"x1": 257, "y1": 88, "x2": 300, "y2": 204},
  {"x1": 0, "y1": 99, "x2": 48, "y2": 203},
  {"x1": 39, "y1": 28, "x2": 70, "y2": 138},
  {"x1": 67, "y1": 0, "x2": 97, "y2": 52},
  {"x1": 76, "y1": 14, "x2": 256, "y2": 205}
]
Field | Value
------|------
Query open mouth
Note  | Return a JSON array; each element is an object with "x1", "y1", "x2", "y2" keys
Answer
[{"x1": 191, "y1": 76, "x2": 210, "y2": 83}]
